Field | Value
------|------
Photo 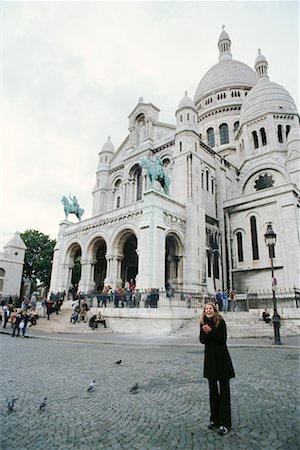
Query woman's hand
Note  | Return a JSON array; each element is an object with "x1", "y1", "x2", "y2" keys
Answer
[{"x1": 202, "y1": 324, "x2": 212, "y2": 334}]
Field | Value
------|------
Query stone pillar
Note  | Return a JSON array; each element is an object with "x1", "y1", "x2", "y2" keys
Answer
[
  {"x1": 137, "y1": 190, "x2": 166, "y2": 289},
  {"x1": 78, "y1": 259, "x2": 90, "y2": 292}
]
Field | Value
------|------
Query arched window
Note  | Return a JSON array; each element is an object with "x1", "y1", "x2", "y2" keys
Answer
[
  {"x1": 135, "y1": 168, "x2": 142, "y2": 201},
  {"x1": 219, "y1": 123, "x2": 229, "y2": 145},
  {"x1": 236, "y1": 232, "x2": 244, "y2": 262},
  {"x1": 252, "y1": 131, "x2": 259, "y2": 149},
  {"x1": 286, "y1": 125, "x2": 291, "y2": 138},
  {"x1": 206, "y1": 170, "x2": 209, "y2": 191},
  {"x1": 234, "y1": 121, "x2": 239, "y2": 132},
  {"x1": 0, "y1": 268, "x2": 5, "y2": 293},
  {"x1": 207, "y1": 128, "x2": 215, "y2": 147},
  {"x1": 211, "y1": 178, "x2": 214, "y2": 194},
  {"x1": 277, "y1": 125, "x2": 283, "y2": 143},
  {"x1": 213, "y1": 253, "x2": 219, "y2": 279},
  {"x1": 260, "y1": 128, "x2": 267, "y2": 146},
  {"x1": 179, "y1": 141, "x2": 182, "y2": 152},
  {"x1": 201, "y1": 172, "x2": 204, "y2": 189},
  {"x1": 207, "y1": 251, "x2": 211, "y2": 278},
  {"x1": 187, "y1": 113, "x2": 190, "y2": 121},
  {"x1": 250, "y1": 216, "x2": 259, "y2": 260},
  {"x1": 114, "y1": 179, "x2": 122, "y2": 209}
]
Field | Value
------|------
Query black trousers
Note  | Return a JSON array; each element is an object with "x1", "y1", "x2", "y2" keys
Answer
[{"x1": 208, "y1": 379, "x2": 232, "y2": 429}]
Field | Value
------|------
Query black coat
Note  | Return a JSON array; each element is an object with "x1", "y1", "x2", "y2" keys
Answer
[{"x1": 200, "y1": 318, "x2": 235, "y2": 381}]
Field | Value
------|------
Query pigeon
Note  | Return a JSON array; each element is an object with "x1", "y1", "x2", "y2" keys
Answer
[
  {"x1": 87, "y1": 380, "x2": 96, "y2": 392},
  {"x1": 114, "y1": 360, "x2": 122, "y2": 365},
  {"x1": 130, "y1": 383, "x2": 139, "y2": 393},
  {"x1": 6, "y1": 398, "x2": 17, "y2": 412},
  {"x1": 39, "y1": 397, "x2": 47, "y2": 410}
]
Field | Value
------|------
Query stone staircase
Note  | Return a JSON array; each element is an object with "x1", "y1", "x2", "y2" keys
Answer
[
  {"x1": 31, "y1": 304, "x2": 300, "y2": 338},
  {"x1": 175, "y1": 310, "x2": 300, "y2": 338},
  {"x1": 32, "y1": 305, "x2": 109, "y2": 334}
]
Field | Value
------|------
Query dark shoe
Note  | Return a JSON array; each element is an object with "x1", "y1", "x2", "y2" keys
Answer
[
  {"x1": 218, "y1": 426, "x2": 229, "y2": 436},
  {"x1": 208, "y1": 422, "x2": 217, "y2": 430}
]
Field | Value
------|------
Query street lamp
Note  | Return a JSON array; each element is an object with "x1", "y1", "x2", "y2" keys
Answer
[{"x1": 264, "y1": 222, "x2": 282, "y2": 345}]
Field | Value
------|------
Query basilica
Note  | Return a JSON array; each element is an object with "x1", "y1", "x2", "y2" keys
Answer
[{"x1": 49, "y1": 28, "x2": 300, "y2": 296}]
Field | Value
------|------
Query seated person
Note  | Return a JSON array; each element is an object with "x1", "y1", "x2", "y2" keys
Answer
[
  {"x1": 79, "y1": 307, "x2": 87, "y2": 323},
  {"x1": 28, "y1": 312, "x2": 38, "y2": 326},
  {"x1": 89, "y1": 315, "x2": 98, "y2": 329},
  {"x1": 70, "y1": 311, "x2": 79, "y2": 324},
  {"x1": 262, "y1": 308, "x2": 272, "y2": 324},
  {"x1": 92, "y1": 312, "x2": 107, "y2": 328}
]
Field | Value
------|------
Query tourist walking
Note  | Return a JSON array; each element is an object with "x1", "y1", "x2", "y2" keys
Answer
[
  {"x1": 199, "y1": 303, "x2": 235, "y2": 436},
  {"x1": 230, "y1": 289, "x2": 237, "y2": 312},
  {"x1": 222, "y1": 289, "x2": 228, "y2": 313},
  {"x1": 11, "y1": 309, "x2": 22, "y2": 337},
  {"x1": 215, "y1": 290, "x2": 222, "y2": 311}
]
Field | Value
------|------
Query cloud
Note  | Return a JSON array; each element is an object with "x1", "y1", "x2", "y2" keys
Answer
[{"x1": 1, "y1": 1, "x2": 299, "y2": 249}]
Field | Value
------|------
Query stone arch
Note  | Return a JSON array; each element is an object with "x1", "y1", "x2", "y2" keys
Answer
[
  {"x1": 241, "y1": 165, "x2": 288, "y2": 195},
  {"x1": 64, "y1": 242, "x2": 83, "y2": 292},
  {"x1": 129, "y1": 163, "x2": 143, "y2": 201},
  {"x1": 113, "y1": 228, "x2": 139, "y2": 287},
  {"x1": 165, "y1": 232, "x2": 184, "y2": 288},
  {"x1": 87, "y1": 236, "x2": 108, "y2": 291}
]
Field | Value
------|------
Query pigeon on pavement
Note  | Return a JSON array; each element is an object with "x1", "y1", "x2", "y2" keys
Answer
[
  {"x1": 6, "y1": 398, "x2": 17, "y2": 412},
  {"x1": 87, "y1": 380, "x2": 96, "y2": 392},
  {"x1": 130, "y1": 383, "x2": 139, "y2": 393},
  {"x1": 39, "y1": 397, "x2": 47, "y2": 410},
  {"x1": 114, "y1": 360, "x2": 122, "y2": 365}
]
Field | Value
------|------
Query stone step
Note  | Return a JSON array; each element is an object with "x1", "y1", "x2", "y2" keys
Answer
[{"x1": 31, "y1": 306, "x2": 300, "y2": 338}]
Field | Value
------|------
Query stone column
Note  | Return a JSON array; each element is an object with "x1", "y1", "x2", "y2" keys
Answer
[{"x1": 137, "y1": 190, "x2": 166, "y2": 289}]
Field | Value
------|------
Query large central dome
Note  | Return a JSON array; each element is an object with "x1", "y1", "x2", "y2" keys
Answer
[
  {"x1": 194, "y1": 27, "x2": 256, "y2": 104},
  {"x1": 194, "y1": 59, "x2": 256, "y2": 102}
]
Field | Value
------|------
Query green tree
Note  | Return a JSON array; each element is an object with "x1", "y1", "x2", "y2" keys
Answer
[{"x1": 20, "y1": 229, "x2": 56, "y2": 292}]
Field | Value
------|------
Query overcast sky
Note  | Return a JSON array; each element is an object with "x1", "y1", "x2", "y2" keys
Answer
[{"x1": 1, "y1": 0, "x2": 299, "y2": 249}]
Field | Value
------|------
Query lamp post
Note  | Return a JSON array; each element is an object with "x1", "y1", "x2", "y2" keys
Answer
[{"x1": 264, "y1": 222, "x2": 282, "y2": 345}]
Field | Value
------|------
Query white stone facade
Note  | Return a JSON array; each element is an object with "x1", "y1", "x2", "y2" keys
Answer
[
  {"x1": 50, "y1": 28, "x2": 300, "y2": 295},
  {"x1": 0, "y1": 232, "x2": 26, "y2": 297}
]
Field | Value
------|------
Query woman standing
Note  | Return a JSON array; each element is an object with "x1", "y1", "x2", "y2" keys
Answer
[{"x1": 199, "y1": 303, "x2": 235, "y2": 436}]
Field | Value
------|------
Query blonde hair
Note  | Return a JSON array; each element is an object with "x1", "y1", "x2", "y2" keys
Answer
[{"x1": 200, "y1": 302, "x2": 222, "y2": 328}]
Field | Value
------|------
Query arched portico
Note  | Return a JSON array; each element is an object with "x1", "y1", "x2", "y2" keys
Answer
[
  {"x1": 165, "y1": 232, "x2": 184, "y2": 289},
  {"x1": 107, "y1": 229, "x2": 139, "y2": 289},
  {"x1": 63, "y1": 243, "x2": 82, "y2": 294},
  {"x1": 87, "y1": 237, "x2": 107, "y2": 291}
]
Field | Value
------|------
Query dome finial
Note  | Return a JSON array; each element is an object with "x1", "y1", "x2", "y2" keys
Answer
[
  {"x1": 218, "y1": 26, "x2": 232, "y2": 61},
  {"x1": 255, "y1": 48, "x2": 269, "y2": 80},
  {"x1": 185, "y1": 90, "x2": 188, "y2": 96}
]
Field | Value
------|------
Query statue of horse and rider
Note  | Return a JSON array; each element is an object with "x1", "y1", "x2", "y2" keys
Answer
[
  {"x1": 140, "y1": 156, "x2": 170, "y2": 195},
  {"x1": 61, "y1": 194, "x2": 84, "y2": 221}
]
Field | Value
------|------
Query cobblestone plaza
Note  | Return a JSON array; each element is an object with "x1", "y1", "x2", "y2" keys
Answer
[{"x1": 1, "y1": 335, "x2": 299, "y2": 450}]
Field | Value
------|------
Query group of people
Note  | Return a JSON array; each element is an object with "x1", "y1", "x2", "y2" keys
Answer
[
  {"x1": 1, "y1": 295, "x2": 40, "y2": 338},
  {"x1": 69, "y1": 300, "x2": 107, "y2": 330},
  {"x1": 214, "y1": 289, "x2": 237, "y2": 313}
]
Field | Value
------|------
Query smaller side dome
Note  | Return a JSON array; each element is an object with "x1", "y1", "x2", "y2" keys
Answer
[
  {"x1": 177, "y1": 91, "x2": 195, "y2": 110},
  {"x1": 240, "y1": 52, "x2": 298, "y2": 125},
  {"x1": 100, "y1": 136, "x2": 115, "y2": 153}
]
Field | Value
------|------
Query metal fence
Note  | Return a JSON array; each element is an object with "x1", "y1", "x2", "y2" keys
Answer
[
  {"x1": 73, "y1": 290, "x2": 210, "y2": 311},
  {"x1": 1, "y1": 288, "x2": 298, "y2": 311},
  {"x1": 242, "y1": 289, "x2": 299, "y2": 311}
]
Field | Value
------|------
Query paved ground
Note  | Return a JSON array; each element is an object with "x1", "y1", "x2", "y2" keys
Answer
[{"x1": 0, "y1": 332, "x2": 299, "y2": 450}]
